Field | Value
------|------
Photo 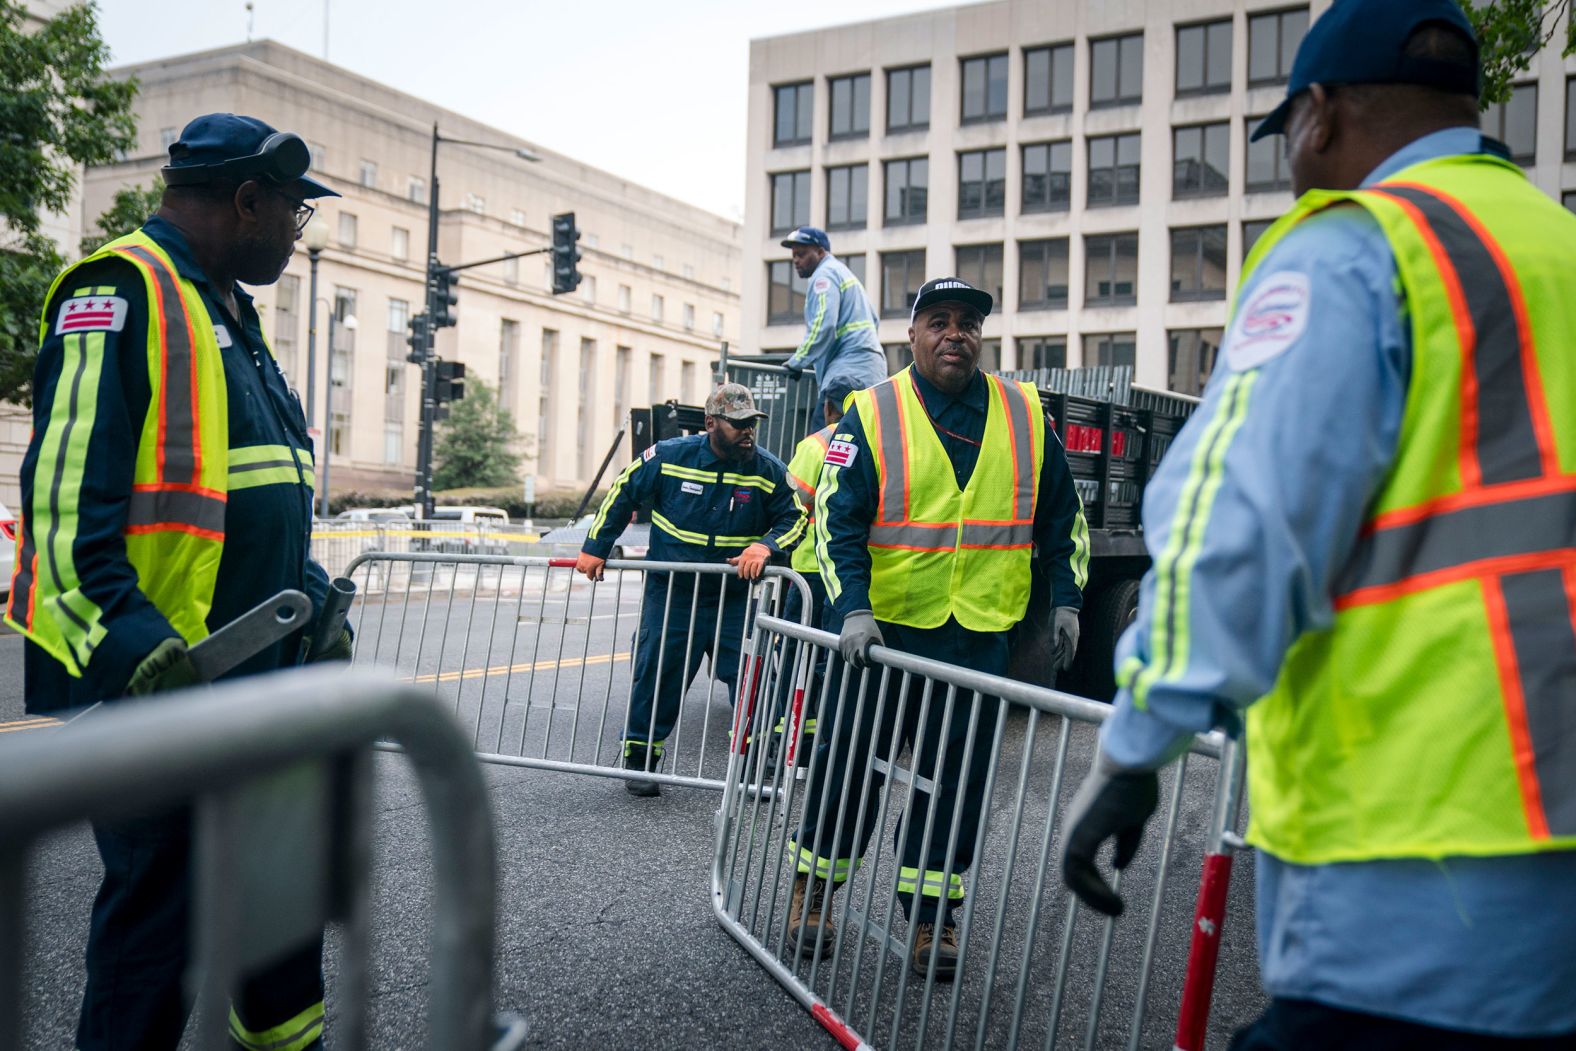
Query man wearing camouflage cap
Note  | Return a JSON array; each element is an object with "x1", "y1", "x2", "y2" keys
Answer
[{"x1": 578, "y1": 383, "x2": 807, "y2": 796}]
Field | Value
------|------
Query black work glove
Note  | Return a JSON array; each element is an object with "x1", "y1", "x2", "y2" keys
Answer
[
  {"x1": 1060, "y1": 749, "x2": 1159, "y2": 917},
  {"x1": 782, "y1": 361, "x2": 804, "y2": 381},
  {"x1": 307, "y1": 627, "x2": 354, "y2": 664},
  {"x1": 838, "y1": 611, "x2": 884, "y2": 668},
  {"x1": 125, "y1": 638, "x2": 201, "y2": 696}
]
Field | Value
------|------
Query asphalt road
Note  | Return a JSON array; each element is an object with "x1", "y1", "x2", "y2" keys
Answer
[{"x1": 1, "y1": 562, "x2": 1267, "y2": 1049}]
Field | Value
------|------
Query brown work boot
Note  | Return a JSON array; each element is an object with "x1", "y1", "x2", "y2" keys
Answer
[
  {"x1": 911, "y1": 921, "x2": 960, "y2": 981},
  {"x1": 786, "y1": 873, "x2": 838, "y2": 958}
]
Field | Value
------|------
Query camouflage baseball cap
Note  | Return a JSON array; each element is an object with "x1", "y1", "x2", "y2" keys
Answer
[{"x1": 705, "y1": 382, "x2": 768, "y2": 422}]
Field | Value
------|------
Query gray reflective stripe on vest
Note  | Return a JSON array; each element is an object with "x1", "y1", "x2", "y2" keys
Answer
[
  {"x1": 959, "y1": 521, "x2": 1033, "y2": 548},
  {"x1": 127, "y1": 488, "x2": 227, "y2": 533},
  {"x1": 994, "y1": 376, "x2": 1037, "y2": 521},
  {"x1": 116, "y1": 244, "x2": 199, "y2": 486},
  {"x1": 869, "y1": 522, "x2": 953, "y2": 548},
  {"x1": 1372, "y1": 185, "x2": 1550, "y2": 485},
  {"x1": 1499, "y1": 568, "x2": 1576, "y2": 836},
  {"x1": 1338, "y1": 487, "x2": 1576, "y2": 596},
  {"x1": 869, "y1": 380, "x2": 906, "y2": 520}
]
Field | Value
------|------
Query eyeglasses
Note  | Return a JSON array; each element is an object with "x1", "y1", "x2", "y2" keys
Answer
[{"x1": 288, "y1": 199, "x2": 316, "y2": 234}]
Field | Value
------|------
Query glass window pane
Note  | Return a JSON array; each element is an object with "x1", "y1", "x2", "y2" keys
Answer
[
  {"x1": 1026, "y1": 48, "x2": 1049, "y2": 110},
  {"x1": 1206, "y1": 21, "x2": 1232, "y2": 88},
  {"x1": 1280, "y1": 10, "x2": 1309, "y2": 76},
  {"x1": 854, "y1": 75, "x2": 870, "y2": 133},
  {"x1": 1203, "y1": 123, "x2": 1229, "y2": 192},
  {"x1": 1177, "y1": 26, "x2": 1204, "y2": 93},
  {"x1": 1505, "y1": 84, "x2": 1537, "y2": 159},
  {"x1": 796, "y1": 84, "x2": 813, "y2": 141},
  {"x1": 963, "y1": 58, "x2": 985, "y2": 119},
  {"x1": 889, "y1": 69, "x2": 910, "y2": 129},
  {"x1": 1567, "y1": 78, "x2": 1576, "y2": 155},
  {"x1": 1051, "y1": 44, "x2": 1074, "y2": 108},
  {"x1": 912, "y1": 66, "x2": 931, "y2": 126},
  {"x1": 1114, "y1": 234, "x2": 1137, "y2": 299},
  {"x1": 850, "y1": 165, "x2": 867, "y2": 224},
  {"x1": 775, "y1": 88, "x2": 793, "y2": 143},
  {"x1": 1249, "y1": 15, "x2": 1277, "y2": 82},
  {"x1": 1119, "y1": 34, "x2": 1144, "y2": 99},
  {"x1": 1091, "y1": 39, "x2": 1116, "y2": 102},
  {"x1": 988, "y1": 54, "x2": 1008, "y2": 116}
]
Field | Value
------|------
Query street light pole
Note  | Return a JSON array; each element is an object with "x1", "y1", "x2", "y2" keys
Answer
[{"x1": 302, "y1": 217, "x2": 330, "y2": 423}]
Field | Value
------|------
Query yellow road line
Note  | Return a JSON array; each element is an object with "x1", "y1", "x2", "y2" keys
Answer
[
  {"x1": 408, "y1": 650, "x2": 632, "y2": 685},
  {"x1": 0, "y1": 716, "x2": 62, "y2": 734}
]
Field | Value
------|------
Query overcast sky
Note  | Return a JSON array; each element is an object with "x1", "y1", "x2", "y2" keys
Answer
[{"x1": 99, "y1": 0, "x2": 963, "y2": 223}]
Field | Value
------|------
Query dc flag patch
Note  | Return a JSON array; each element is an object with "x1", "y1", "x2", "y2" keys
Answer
[
  {"x1": 824, "y1": 439, "x2": 859, "y2": 468},
  {"x1": 1225, "y1": 271, "x2": 1310, "y2": 371},
  {"x1": 55, "y1": 295, "x2": 129, "y2": 335},
  {"x1": 642, "y1": 446, "x2": 657, "y2": 462}
]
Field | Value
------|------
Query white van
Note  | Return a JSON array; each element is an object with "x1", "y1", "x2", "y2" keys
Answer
[{"x1": 431, "y1": 506, "x2": 510, "y2": 525}]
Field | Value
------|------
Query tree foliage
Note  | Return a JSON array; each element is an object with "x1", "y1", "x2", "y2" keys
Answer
[
  {"x1": 0, "y1": 0, "x2": 138, "y2": 406},
  {"x1": 1461, "y1": 0, "x2": 1575, "y2": 105},
  {"x1": 80, "y1": 178, "x2": 163, "y2": 256},
  {"x1": 433, "y1": 378, "x2": 524, "y2": 490}
]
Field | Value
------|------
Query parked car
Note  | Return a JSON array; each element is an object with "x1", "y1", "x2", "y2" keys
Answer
[
  {"x1": 426, "y1": 505, "x2": 511, "y2": 555},
  {"x1": 0, "y1": 501, "x2": 14, "y2": 598},
  {"x1": 431, "y1": 506, "x2": 510, "y2": 525},
  {"x1": 335, "y1": 507, "x2": 415, "y2": 523},
  {"x1": 538, "y1": 513, "x2": 650, "y2": 561}
]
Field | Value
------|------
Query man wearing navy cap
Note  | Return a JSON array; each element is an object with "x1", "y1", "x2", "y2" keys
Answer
[
  {"x1": 785, "y1": 276, "x2": 1087, "y2": 979},
  {"x1": 779, "y1": 227, "x2": 886, "y2": 430},
  {"x1": 1061, "y1": 2, "x2": 1576, "y2": 1045},
  {"x1": 5, "y1": 114, "x2": 347, "y2": 1049}
]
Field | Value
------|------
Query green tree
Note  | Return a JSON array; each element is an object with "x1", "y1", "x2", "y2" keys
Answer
[
  {"x1": 1461, "y1": 1, "x2": 1574, "y2": 105},
  {"x1": 0, "y1": 0, "x2": 138, "y2": 406},
  {"x1": 80, "y1": 178, "x2": 163, "y2": 256},
  {"x1": 433, "y1": 378, "x2": 523, "y2": 490}
]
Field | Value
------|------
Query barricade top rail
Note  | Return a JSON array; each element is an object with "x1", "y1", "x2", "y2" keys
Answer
[{"x1": 755, "y1": 612, "x2": 1226, "y2": 760}]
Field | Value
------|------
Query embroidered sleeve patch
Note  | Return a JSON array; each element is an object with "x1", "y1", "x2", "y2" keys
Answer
[
  {"x1": 824, "y1": 439, "x2": 859, "y2": 468},
  {"x1": 813, "y1": 277, "x2": 831, "y2": 293},
  {"x1": 642, "y1": 445, "x2": 657, "y2": 462},
  {"x1": 55, "y1": 295, "x2": 130, "y2": 335},
  {"x1": 1225, "y1": 271, "x2": 1311, "y2": 371}
]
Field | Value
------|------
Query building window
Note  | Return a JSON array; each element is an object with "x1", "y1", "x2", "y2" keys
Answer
[
  {"x1": 1088, "y1": 132, "x2": 1141, "y2": 207},
  {"x1": 647, "y1": 352, "x2": 664, "y2": 403},
  {"x1": 957, "y1": 148, "x2": 1007, "y2": 220},
  {"x1": 954, "y1": 243, "x2": 1004, "y2": 305},
  {"x1": 826, "y1": 164, "x2": 869, "y2": 230},
  {"x1": 883, "y1": 343, "x2": 914, "y2": 373},
  {"x1": 1567, "y1": 78, "x2": 1576, "y2": 157},
  {"x1": 712, "y1": 311, "x2": 724, "y2": 337},
  {"x1": 1085, "y1": 233, "x2": 1139, "y2": 306},
  {"x1": 1173, "y1": 123, "x2": 1230, "y2": 198},
  {"x1": 1170, "y1": 225, "x2": 1229, "y2": 302},
  {"x1": 1019, "y1": 239, "x2": 1070, "y2": 310},
  {"x1": 1019, "y1": 337, "x2": 1067, "y2": 371},
  {"x1": 387, "y1": 297, "x2": 410, "y2": 334},
  {"x1": 773, "y1": 81, "x2": 813, "y2": 146},
  {"x1": 391, "y1": 226, "x2": 409, "y2": 261},
  {"x1": 1085, "y1": 332, "x2": 1137, "y2": 369},
  {"x1": 1242, "y1": 218, "x2": 1275, "y2": 261},
  {"x1": 618, "y1": 284, "x2": 632, "y2": 313},
  {"x1": 159, "y1": 126, "x2": 179, "y2": 150},
  {"x1": 1090, "y1": 32, "x2": 1144, "y2": 108},
  {"x1": 384, "y1": 422, "x2": 402, "y2": 465},
  {"x1": 385, "y1": 362, "x2": 402, "y2": 397},
  {"x1": 465, "y1": 193, "x2": 485, "y2": 215},
  {"x1": 682, "y1": 303, "x2": 695, "y2": 331},
  {"x1": 1022, "y1": 141, "x2": 1072, "y2": 213},
  {"x1": 767, "y1": 261, "x2": 806, "y2": 323},
  {"x1": 880, "y1": 249, "x2": 926, "y2": 318},
  {"x1": 586, "y1": 233, "x2": 599, "y2": 249},
  {"x1": 614, "y1": 345, "x2": 631, "y2": 426},
  {"x1": 1024, "y1": 42, "x2": 1074, "y2": 115},
  {"x1": 883, "y1": 157, "x2": 929, "y2": 225},
  {"x1": 334, "y1": 211, "x2": 356, "y2": 247},
  {"x1": 682, "y1": 263, "x2": 694, "y2": 280},
  {"x1": 499, "y1": 319, "x2": 519, "y2": 411},
  {"x1": 1168, "y1": 328, "x2": 1222, "y2": 396},
  {"x1": 272, "y1": 274, "x2": 300, "y2": 379},
  {"x1": 1246, "y1": 118, "x2": 1292, "y2": 191},
  {"x1": 960, "y1": 52, "x2": 1009, "y2": 124},
  {"x1": 1176, "y1": 19, "x2": 1232, "y2": 96},
  {"x1": 844, "y1": 254, "x2": 866, "y2": 289},
  {"x1": 407, "y1": 176, "x2": 426, "y2": 204},
  {"x1": 358, "y1": 159, "x2": 377, "y2": 188},
  {"x1": 1248, "y1": 8, "x2": 1309, "y2": 86},
  {"x1": 887, "y1": 64, "x2": 931, "y2": 133},
  {"x1": 577, "y1": 338, "x2": 596, "y2": 477},
  {"x1": 829, "y1": 72, "x2": 871, "y2": 139},
  {"x1": 538, "y1": 330, "x2": 557, "y2": 477},
  {"x1": 682, "y1": 361, "x2": 698, "y2": 404},
  {"x1": 580, "y1": 273, "x2": 595, "y2": 302},
  {"x1": 308, "y1": 142, "x2": 327, "y2": 170},
  {"x1": 978, "y1": 339, "x2": 1002, "y2": 372},
  {"x1": 1482, "y1": 83, "x2": 1538, "y2": 163},
  {"x1": 653, "y1": 254, "x2": 665, "y2": 271},
  {"x1": 770, "y1": 170, "x2": 811, "y2": 234},
  {"x1": 651, "y1": 294, "x2": 665, "y2": 322},
  {"x1": 328, "y1": 287, "x2": 357, "y2": 456}
]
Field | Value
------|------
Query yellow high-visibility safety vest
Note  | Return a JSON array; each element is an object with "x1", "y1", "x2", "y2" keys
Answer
[
  {"x1": 1243, "y1": 153, "x2": 1576, "y2": 864},
  {"x1": 848, "y1": 367, "x2": 1044, "y2": 633},
  {"x1": 7, "y1": 229, "x2": 231, "y2": 674},
  {"x1": 786, "y1": 425, "x2": 834, "y2": 576}
]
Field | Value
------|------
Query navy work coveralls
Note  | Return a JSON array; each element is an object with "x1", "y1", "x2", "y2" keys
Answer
[
  {"x1": 583, "y1": 432, "x2": 807, "y2": 751},
  {"x1": 794, "y1": 367, "x2": 1086, "y2": 926},
  {"x1": 15, "y1": 217, "x2": 332, "y2": 1050}
]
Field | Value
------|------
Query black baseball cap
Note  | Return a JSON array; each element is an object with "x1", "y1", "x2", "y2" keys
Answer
[
  {"x1": 163, "y1": 113, "x2": 339, "y2": 198},
  {"x1": 909, "y1": 277, "x2": 993, "y2": 324},
  {"x1": 779, "y1": 226, "x2": 831, "y2": 251},
  {"x1": 1251, "y1": 0, "x2": 1479, "y2": 142}
]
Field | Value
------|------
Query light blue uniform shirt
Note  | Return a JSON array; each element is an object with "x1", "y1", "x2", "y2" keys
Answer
[
  {"x1": 1099, "y1": 127, "x2": 1576, "y2": 1036},
  {"x1": 785, "y1": 254, "x2": 885, "y2": 395}
]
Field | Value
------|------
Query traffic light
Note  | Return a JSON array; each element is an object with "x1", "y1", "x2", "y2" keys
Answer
[
  {"x1": 405, "y1": 312, "x2": 430, "y2": 363},
  {"x1": 433, "y1": 268, "x2": 459, "y2": 328},
  {"x1": 435, "y1": 358, "x2": 466, "y2": 404},
  {"x1": 551, "y1": 212, "x2": 581, "y2": 295}
]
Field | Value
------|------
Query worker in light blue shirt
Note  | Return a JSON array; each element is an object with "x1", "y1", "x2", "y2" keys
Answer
[
  {"x1": 1059, "y1": 3, "x2": 1576, "y2": 1046},
  {"x1": 779, "y1": 227, "x2": 886, "y2": 430}
]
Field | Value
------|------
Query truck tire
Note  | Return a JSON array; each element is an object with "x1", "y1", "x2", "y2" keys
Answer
[{"x1": 1077, "y1": 578, "x2": 1142, "y2": 703}]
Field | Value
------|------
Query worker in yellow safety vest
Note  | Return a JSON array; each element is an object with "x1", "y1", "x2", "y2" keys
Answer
[
  {"x1": 6, "y1": 114, "x2": 349, "y2": 1051},
  {"x1": 787, "y1": 276, "x2": 1089, "y2": 981},
  {"x1": 1061, "y1": 3, "x2": 1576, "y2": 1045}
]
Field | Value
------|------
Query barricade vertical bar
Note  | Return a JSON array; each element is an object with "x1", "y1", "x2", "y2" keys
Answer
[
  {"x1": 0, "y1": 850, "x2": 23, "y2": 1051},
  {"x1": 333, "y1": 749, "x2": 374, "y2": 1051},
  {"x1": 1126, "y1": 753, "x2": 1192, "y2": 1051},
  {"x1": 490, "y1": 564, "x2": 531, "y2": 756},
  {"x1": 589, "y1": 565, "x2": 630, "y2": 766},
  {"x1": 512, "y1": 562, "x2": 554, "y2": 757},
  {"x1": 193, "y1": 791, "x2": 242, "y2": 1051}
]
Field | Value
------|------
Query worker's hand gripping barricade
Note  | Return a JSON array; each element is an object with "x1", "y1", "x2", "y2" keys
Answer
[
  {"x1": 0, "y1": 669, "x2": 526, "y2": 1051},
  {"x1": 339, "y1": 551, "x2": 815, "y2": 793},
  {"x1": 719, "y1": 360, "x2": 822, "y2": 463},
  {"x1": 711, "y1": 613, "x2": 1252, "y2": 1051}
]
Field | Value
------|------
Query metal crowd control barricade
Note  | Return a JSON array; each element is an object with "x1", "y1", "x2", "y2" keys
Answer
[
  {"x1": 719, "y1": 358, "x2": 822, "y2": 462},
  {"x1": 342, "y1": 551, "x2": 814, "y2": 792},
  {"x1": 712, "y1": 614, "x2": 1249, "y2": 1051},
  {"x1": 0, "y1": 668, "x2": 522, "y2": 1051}
]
